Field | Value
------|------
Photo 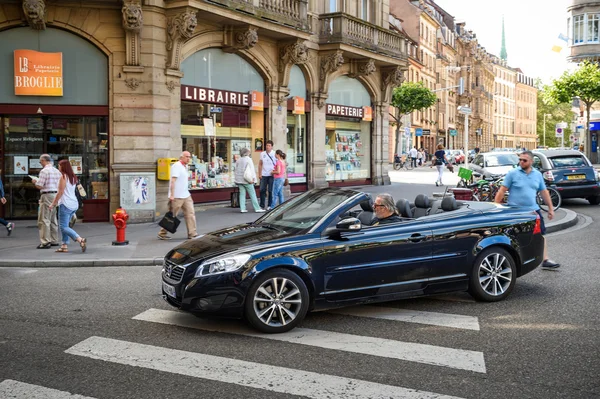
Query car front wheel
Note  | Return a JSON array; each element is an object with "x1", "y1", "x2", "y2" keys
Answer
[
  {"x1": 245, "y1": 269, "x2": 309, "y2": 333},
  {"x1": 587, "y1": 196, "x2": 600, "y2": 205},
  {"x1": 468, "y1": 247, "x2": 516, "y2": 302}
]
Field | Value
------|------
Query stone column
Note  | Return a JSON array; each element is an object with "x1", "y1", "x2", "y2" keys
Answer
[
  {"x1": 309, "y1": 92, "x2": 329, "y2": 189},
  {"x1": 269, "y1": 86, "x2": 290, "y2": 151},
  {"x1": 372, "y1": 101, "x2": 391, "y2": 186}
]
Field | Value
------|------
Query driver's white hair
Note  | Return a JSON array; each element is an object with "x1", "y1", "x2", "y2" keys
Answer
[{"x1": 376, "y1": 193, "x2": 397, "y2": 214}]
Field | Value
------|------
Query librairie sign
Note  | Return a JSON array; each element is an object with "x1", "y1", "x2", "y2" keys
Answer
[
  {"x1": 326, "y1": 103, "x2": 373, "y2": 121},
  {"x1": 181, "y1": 85, "x2": 263, "y2": 110},
  {"x1": 14, "y1": 50, "x2": 63, "y2": 96}
]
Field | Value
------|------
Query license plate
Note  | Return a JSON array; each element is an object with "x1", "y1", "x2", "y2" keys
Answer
[
  {"x1": 162, "y1": 281, "x2": 177, "y2": 298},
  {"x1": 566, "y1": 174, "x2": 586, "y2": 180}
]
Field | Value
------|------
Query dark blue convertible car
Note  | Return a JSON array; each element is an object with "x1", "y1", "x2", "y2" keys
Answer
[{"x1": 162, "y1": 188, "x2": 544, "y2": 333}]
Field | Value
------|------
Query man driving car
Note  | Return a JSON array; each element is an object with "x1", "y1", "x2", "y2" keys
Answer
[{"x1": 372, "y1": 193, "x2": 402, "y2": 226}]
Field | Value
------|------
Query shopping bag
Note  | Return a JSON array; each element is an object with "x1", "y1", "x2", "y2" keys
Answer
[
  {"x1": 243, "y1": 164, "x2": 254, "y2": 184},
  {"x1": 159, "y1": 211, "x2": 180, "y2": 233}
]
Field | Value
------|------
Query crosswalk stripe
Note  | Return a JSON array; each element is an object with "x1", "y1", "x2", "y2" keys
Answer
[
  {"x1": 0, "y1": 379, "x2": 97, "y2": 399},
  {"x1": 329, "y1": 306, "x2": 480, "y2": 331},
  {"x1": 132, "y1": 308, "x2": 486, "y2": 373},
  {"x1": 66, "y1": 336, "x2": 464, "y2": 399}
]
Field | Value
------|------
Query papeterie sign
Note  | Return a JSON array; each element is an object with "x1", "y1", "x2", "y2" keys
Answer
[
  {"x1": 14, "y1": 50, "x2": 63, "y2": 96},
  {"x1": 326, "y1": 103, "x2": 373, "y2": 121}
]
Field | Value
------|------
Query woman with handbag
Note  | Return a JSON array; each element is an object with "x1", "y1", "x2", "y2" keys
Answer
[
  {"x1": 270, "y1": 150, "x2": 287, "y2": 209},
  {"x1": 234, "y1": 148, "x2": 265, "y2": 213},
  {"x1": 431, "y1": 144, "x2": 450, "y2": 187},
  {"x1": 48, "y1": 159, "x2": 87, "y2": 253}
]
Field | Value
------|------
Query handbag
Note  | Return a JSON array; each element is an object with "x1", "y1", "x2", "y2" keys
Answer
[
  {"x1": 243, "y1": 163, "x2": 254, "y2": 184},
  {"x1": 283, "y1": 178, "x2": 289, "y2": 186},
  {"x1": 75, "y1": 181, "x2": 87, "y2": 208},
  {"x1": 159, "y1": 209, "x2": 180, "y2": 233}
]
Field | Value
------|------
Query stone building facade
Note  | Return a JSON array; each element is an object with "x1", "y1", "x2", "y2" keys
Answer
[
  {"x1": 0, "y1": 0, "x2": 409, "y2": 222},
  {"x1": 515, "y1": 71, "x2": 538, "y2": 150}
]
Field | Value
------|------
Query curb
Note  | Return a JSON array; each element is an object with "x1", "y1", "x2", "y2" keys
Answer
[
  {"x1": 545, "y1": 208, "x2": 578, "y2": 234},
  {"x1": 0, "y1": 257, "x2": 164, "y2": 268}
]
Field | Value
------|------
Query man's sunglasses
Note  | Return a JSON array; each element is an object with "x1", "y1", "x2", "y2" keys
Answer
[{"x1": 519, "y1": 158, "x2": 530, "y2": 163}]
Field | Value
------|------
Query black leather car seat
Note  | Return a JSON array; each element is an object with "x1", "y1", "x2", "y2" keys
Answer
[
  {"x1": 357, "y1": 198, "x2": 375, "y2": 226},
  {"x1": 441, "y1": 196, "x2": 459, "y2": 212},
  {"x1": 428, "y1": 199, "x2": 442, "y2": 215},
  {"x1": 396, "y1": 198, "x2": 412, "y2": 218},
  {"x1": 412, "y1": 194, "x2": 430, "y2": 218}
]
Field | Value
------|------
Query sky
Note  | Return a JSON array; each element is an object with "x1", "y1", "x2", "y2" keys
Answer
[{"x1": 434, "y1": 0, "x2": 572, "y2": 85}]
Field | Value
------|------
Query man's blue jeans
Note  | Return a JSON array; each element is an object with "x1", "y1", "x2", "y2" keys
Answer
[
  {"x1": 58, "y1": 204, "x2": 80, "y2": 245},
  {"x1": 259, "y1": 175, "x2": 274, "y2": 209},
  {"x1": 270, "y1": 177, "x2": 285, "y2": 208}
]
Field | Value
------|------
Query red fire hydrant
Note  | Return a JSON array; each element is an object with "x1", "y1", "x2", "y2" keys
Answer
[{"x1": 112, "y1": 207, "x2": 129, "y2": 246}]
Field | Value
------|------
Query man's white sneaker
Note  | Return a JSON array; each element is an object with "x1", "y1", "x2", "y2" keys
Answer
[
  {"x1": 240, "y1": 209, "x2": 248, "y2": 213},
  {"x1": 255, "y1": 209, "x2": 266, "y2": 213}
]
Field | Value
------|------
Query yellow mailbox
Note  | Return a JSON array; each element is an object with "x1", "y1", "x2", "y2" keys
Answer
[{"x1": 157, "y1": 158, "x2": 178, "y2": 180}]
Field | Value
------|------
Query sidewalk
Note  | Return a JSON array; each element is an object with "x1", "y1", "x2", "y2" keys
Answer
[{"x1": 0, "y1": 177, "x2": 578, "y2": 267}]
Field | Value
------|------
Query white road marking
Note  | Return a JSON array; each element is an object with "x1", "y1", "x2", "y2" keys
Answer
[
  {"x1": 329, "y1": 306, "x2": 480, "y2": 331},
  {"x1": 0, "y1": 380, "x2": 96, "y2": 399},
  {"x1": 132, "y1": 308, "x2": 486, "y2": 373},
  {"x1": 65, "y1": 336, "x2": 464, "y2": 399}
]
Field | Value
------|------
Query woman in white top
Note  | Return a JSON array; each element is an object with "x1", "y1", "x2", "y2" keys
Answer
[
  {"x1": 234, "y1": 147, "x2": 265, "y2": 213},
  {"x1": 49, "y1": 159, "x2": 87, "y2": 253}
]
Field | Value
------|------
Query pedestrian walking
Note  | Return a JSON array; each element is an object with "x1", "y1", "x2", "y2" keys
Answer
[
  {"x1": 31, "y1": 154, "x2": 61, "y2": 249},
  {"x1": 49, "y1": 160, "x2": 87, "y2": 253},
  {"x1": 494, "y1": 150, "x2": 560, "y2": 269},
  {"x1": 258, "y1": 140, "x2": 276, "y2": 210},
  {"x1": 409, "y1": 146, "x2": 418, "y2": 168},
  {"x1": 234, "y1": 147, "x2": 265, "y2": 213},
  {"x1": 417, "y1": 148, "x2": 424, "y2": 166},
  {"x1": 0, "y1": 177, "x2": 15, "y2": 236},
  {"x1": 431, "y1": 144, "x2": 450, "y2": 186},
  {"x1": 157, "y1": 151, "x2": 198, "y2": 240},
  {"x1": 270, "y1": 150, "x2": 286, "y2": 209}
]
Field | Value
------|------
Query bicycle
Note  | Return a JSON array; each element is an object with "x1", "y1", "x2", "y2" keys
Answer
[
  {"x1": 393, "y1": 154, "x2": 409, "y2": 171},
  {"x1": 536, "y1": 186, "x2": 562, "y2": 211}
]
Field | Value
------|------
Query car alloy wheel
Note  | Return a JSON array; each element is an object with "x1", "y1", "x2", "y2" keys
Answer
[
  {"x1": 245, "y1": 269, "x2": 309, "y2": 333},
  {"x1": 468, "y1": 247, "x2": 516, "y2": 302}
]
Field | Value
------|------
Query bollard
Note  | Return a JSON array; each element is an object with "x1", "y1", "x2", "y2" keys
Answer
[{"x1": 112, "y1": 207, "x2": 129, "y2": 246}]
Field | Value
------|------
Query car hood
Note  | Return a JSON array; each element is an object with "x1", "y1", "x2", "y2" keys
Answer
[
  {"x1": 485, "y1": 166, "x2": 515, "y2": 176},
  {"x1": 165, "y1": 223, "x2": 295, "y2": 265}
]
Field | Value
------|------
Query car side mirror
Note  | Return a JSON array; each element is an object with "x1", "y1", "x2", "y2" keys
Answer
[{"x1": 335, "y1": 217, "x2": 362, "y2": 233}]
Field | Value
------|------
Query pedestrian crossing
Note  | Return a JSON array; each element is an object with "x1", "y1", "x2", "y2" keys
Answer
[{"x1": 4, "y1": 303, "x2": 487, "y2": 399}]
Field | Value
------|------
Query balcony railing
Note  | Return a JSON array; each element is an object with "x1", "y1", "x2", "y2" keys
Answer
[
  {"x1": 206, "y1": 0, "x2": 308, "y2": 30},
  {"x1": 319, "y1": 13, "x2": 408, "y2": 60}
]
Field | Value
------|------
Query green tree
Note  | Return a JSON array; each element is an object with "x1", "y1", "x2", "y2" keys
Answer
[
  {"x1": 544, "y1": 61, "x2": 600, "y2": 160},
  {"x1": 537, "y1": 85, "x2": 575, "y2": 148},
  {"x1": 389, "y1": 82, "x2": 437, "y2": 154}
]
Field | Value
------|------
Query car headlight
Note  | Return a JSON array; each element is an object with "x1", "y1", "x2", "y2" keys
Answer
[
  {"x1": 594, "y1": 169, "x2": 600, "y2": 182},
  {"x1": 194, "y1": 253, "x2": 251, "y2": 277}
]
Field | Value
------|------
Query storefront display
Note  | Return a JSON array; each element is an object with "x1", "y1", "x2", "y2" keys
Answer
[
  {"x1": 0, "y1": 116, "x2": 108, "y2": 219},
  {"x1": 286, "y1": 96, "x2": 307, "y2": 184}
]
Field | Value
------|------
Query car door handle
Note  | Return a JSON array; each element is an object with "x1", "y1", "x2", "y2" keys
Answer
[{"x1": 408, "y1": 233, "x2": 426, "y2": 243}]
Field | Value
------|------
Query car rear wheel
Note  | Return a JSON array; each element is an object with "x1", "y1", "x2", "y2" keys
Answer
[
  {"x1": 588, "y1": 196, "x2": 600, "y2": 205},
  {"x1": 468, "y1": 247, "x2": 516, "y2": 302},
  {"x1": 245, "y1": 269, "x2": 309, "y2": 333}
]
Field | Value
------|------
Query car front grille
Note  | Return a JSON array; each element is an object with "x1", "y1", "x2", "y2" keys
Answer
[{"x1": 164, "y1": 260, "x2": 185, "y2": 282}]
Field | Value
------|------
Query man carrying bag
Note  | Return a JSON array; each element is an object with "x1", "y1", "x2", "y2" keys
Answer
[{"x1": 157, "y1": 151, "x2": 198, "y2": 240}]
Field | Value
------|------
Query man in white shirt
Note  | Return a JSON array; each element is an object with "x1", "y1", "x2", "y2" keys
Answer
[
  {"x1": 32, "y1": 154, "x2": 61, "y2": 249},
  {"x1": 409, "y1": 146, "x2": 418, "y2": 168},
  {"x1": 258, "y1": 140, "x2": 276, "y2": 210},
  {"x1": 157, "y1": 151, "x2": 198, "y2": 240}
]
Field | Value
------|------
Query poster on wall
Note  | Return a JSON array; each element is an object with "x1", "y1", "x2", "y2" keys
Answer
[
  {"x1": 14, "y1": 156, "x2": 28, "y2": 175},
  {"x1": 29, "y1": 158, "x2": 42, "y2": 170},
  {"x1": 119, "y1": 173, "x2": 156, "y2": 211},
  {"x1": 69, "y1": 156, "x2": 83, "y2": 175}
]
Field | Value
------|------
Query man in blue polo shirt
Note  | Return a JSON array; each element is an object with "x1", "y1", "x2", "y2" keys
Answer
[{"x1": 494, "y1": 150, "x2": 560, "y2": 269}]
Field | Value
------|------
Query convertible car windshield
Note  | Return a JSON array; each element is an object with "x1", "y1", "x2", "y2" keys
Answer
[
  {"x1": 255, "y1": 189, "x2": 357, "y2": 232},
  {"x1": 485, "y1": 153, "x2": 518, "y2": 167}
]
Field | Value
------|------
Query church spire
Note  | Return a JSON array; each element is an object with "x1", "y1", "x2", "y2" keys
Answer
[{"x1": 500, "y1": 15, "x2": 507, "y2": 61}]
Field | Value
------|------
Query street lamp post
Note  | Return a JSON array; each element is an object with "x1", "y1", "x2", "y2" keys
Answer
[{"x1": 543, "y1": 113, "x2": 552, "y2": 147}]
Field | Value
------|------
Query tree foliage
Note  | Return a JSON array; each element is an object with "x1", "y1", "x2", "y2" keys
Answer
[
  {"x1": 389, "y1": 82, "x2": 437, "y2": 154},
  {"x1": 537, "y1": 86, "x2": 574, "y2": 148}
]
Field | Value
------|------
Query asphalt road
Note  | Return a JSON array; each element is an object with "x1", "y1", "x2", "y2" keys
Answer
[{"x1": 0, "y1": 200, "x2": 599, "y2": 398}]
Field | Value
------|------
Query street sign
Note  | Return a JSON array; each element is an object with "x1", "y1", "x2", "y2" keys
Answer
[
  {"x1": 555, "y1": 128, "x2": 563, "y2": 138},
  {"x1": 458, "y1": 106, "x2": 472, "y2": 115},
  {"x1": 557, "y1": 122, "x2": 568, "y2": 129},
  {"x1": 422, "y1": 129, "x2": 431, "y2": 136},
  {"x1": 590, "y1": 121, "x2": 600, "y2": 131},
  {"x1": 404, "y1": 127, "x2": 410, "y2": 137},
  {"x1": 210, "y1": 107, "x2": 222, "y2": 113},
  {"x1": 449, "y1": 129, "x2": 457, "y2": 136},
  {"x1": 570, "y1": 134, "x2": 574, "y2": 141},
  {"x1": 415, "y1": 128, "x2": 423, "y2": 137}
]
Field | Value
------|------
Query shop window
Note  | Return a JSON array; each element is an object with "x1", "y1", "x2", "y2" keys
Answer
[
  {"x1": 1, "y1": 116, "x2": 108, "y2": 219},
  {"x1": 286, "y1": 114, "x2": 307, "y2": 183},
  {"x1": 324, "y1": 118, "x2": 371, "y2": 182}
]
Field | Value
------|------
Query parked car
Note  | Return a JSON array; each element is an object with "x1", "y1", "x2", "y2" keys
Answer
[
  {"x1": 469, "y1": 151, "x2": 519, "y2": 178},
  {"x1": 531, "y1": 149, "x2": 600, "y2": 205},
  {"x1": 161, "y1": 188, "x2": 544, "y2": 333}
]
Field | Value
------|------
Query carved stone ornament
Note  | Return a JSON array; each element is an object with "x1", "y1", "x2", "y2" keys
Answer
[
  {"x1": 166, "y1": 10, "x2": 198, "y2": 70},
  {"x1": 122, "y1": 0, "x2": 143, "y2": 32},
  {"x1": 279, "y1": 41, "x2": 309, "y2": 72},
  {"x1": 234, "y1": 27, "x2": 258, "y2": 50},
  {"x1": 382, "y1": 66, "x2": 406, "y2": 90},
  {"x1": 349, "y1": 59, "x2": 376, "y2": 78},
  {"x1": 320, "y1": 50, "x2": 344, "y2": 89},
  {"x1": 166, "y1": 80, "x2": 177, "y2": 93},
  {"x1": 22, "y1": 0, "x2": 46, "y2": 30},
  {"x1": 125, "y1": 77, "x2": 141, "y2": 90}
]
